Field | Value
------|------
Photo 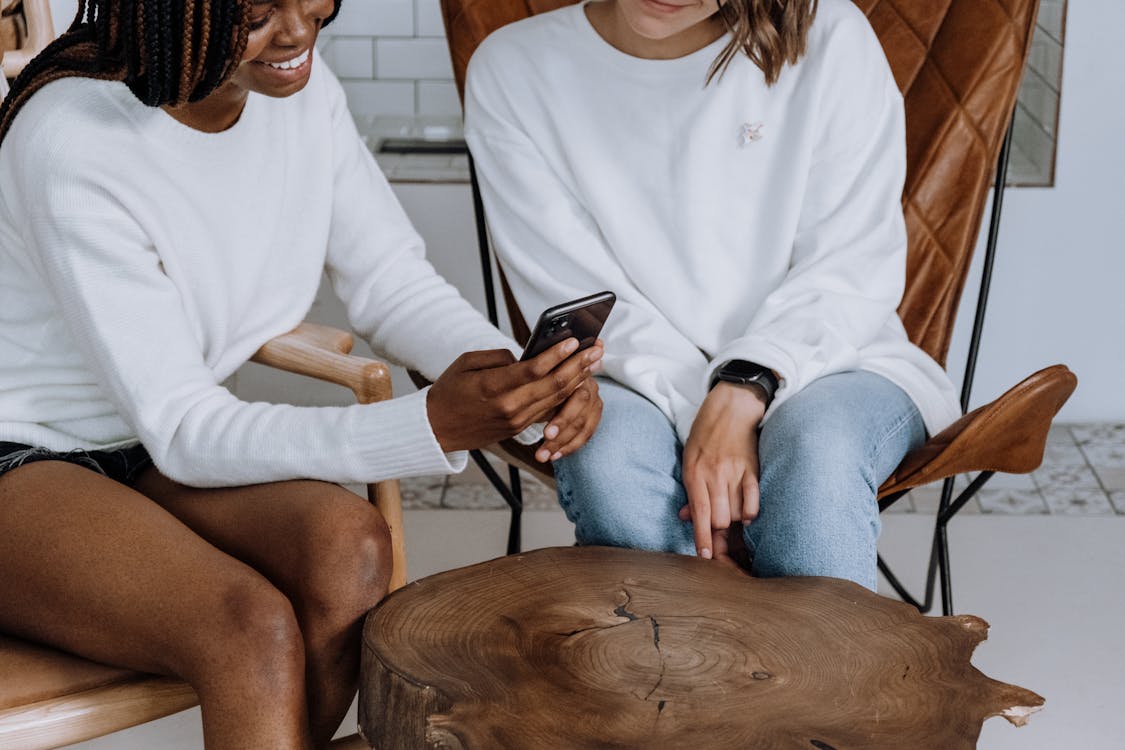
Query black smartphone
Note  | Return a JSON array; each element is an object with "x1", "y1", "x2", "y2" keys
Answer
[{"x1": 519, "y1": 291, "x2": 616, "y2": 362}]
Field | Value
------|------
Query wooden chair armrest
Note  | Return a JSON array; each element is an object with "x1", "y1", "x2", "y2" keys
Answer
[
  {"x1": 878, "y1": 364, "x2": 1077, "y2": 498},
  {"x1": 252, "y1": 322, "x2": 392, "y2": 405},
  {"x1": 1, "y1": 0, "x2": 54, "y2": 79}
]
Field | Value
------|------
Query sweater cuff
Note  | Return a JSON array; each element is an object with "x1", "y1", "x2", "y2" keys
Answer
[{"x1": 348, "y1": 387, "x2": 467, "y2": 479}]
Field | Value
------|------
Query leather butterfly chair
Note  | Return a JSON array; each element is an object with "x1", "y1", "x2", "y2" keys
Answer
[
  {"x1": 0, "y1": 323, "x2": 396, "y2": 749},
  {"x1": 440, "y1": 0, "x2": 1077, "y2": 616}
]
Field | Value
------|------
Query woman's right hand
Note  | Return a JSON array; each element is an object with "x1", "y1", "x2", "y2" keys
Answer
[{"x1": 426, "y1": 338, "x2": 603, "y2": 453}]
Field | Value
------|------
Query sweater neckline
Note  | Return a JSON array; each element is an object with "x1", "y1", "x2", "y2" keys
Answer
[
  {"x1": 570, "y1": 0, "x2": 731, "y2": 78},
  {"x1": 123, "y1": 86, "x2": 264, "y2": 159}
]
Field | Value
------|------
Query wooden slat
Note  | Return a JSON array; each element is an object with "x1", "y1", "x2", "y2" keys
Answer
[
  {"x1": 0, "y1": 677, "x2": 197, "y2": 750},
  {"x1": 251, "y1": 323, "x2": 393, "y2": 405}
]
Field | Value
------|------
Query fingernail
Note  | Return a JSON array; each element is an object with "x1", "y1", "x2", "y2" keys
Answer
[
  {"x1": 550, "y1": 451, "x2": 562, "y2": 462},
  {"x1": 700, "y1": 548, "x2": 712, "y2": 559},
  {"x1": 564, "y1": 339, "x2": 579, "y2": 353},
  {"x1": 742, "y1": 519, "x2": 752, "y2": 526},
  {"x1": 536, "y1": 449, "x2": 550, "y2": 462},
  {"x1": 585, "y1": 349, "x2": 603, "y2": 363},
  {"x1": 544, "y1": 425, "x2": 559, "y2": 439}
]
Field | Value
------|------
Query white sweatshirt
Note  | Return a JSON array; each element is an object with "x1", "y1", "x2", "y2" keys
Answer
[
  {"x1": 0, "y1": 54, "x2": 520, "y2": 486},
  {"x1": 465, "y1": 0, "x2": 960, "y2": 443}
]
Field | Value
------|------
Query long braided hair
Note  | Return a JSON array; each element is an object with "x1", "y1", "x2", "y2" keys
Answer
[{"x1": 0, "y1": 0, "x2": 343, "y2": 145}]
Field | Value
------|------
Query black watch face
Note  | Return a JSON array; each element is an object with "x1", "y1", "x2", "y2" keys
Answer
[
  {"x1": 717, "y1": 361, "x2": 776, "y2": 403},
  {"x1": 724, "y1": 361, "x2": 765, "y2": 379}
]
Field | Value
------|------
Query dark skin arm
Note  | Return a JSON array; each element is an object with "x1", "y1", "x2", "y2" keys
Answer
[{"x1": 427, "y1": 337, "x2": 603, "y2": 458}]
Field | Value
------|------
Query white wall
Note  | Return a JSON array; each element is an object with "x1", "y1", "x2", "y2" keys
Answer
[{"x1": 945, "y1": 0, "x2": 1125, "y2": 421}]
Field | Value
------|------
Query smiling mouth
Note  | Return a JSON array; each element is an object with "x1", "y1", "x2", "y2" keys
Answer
[{"x1": 260, "y1": 48, "x2": 312, "y2": 71}]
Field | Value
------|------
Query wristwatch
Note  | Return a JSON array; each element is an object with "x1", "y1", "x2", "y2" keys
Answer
[{"x1": 711, "y1": 360, "x2": 779, "y2": 407}]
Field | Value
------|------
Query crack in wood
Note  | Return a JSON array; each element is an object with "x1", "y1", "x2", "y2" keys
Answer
[
  {"x1": 556, "y1": 590, "x2": 643, "y2": 638},
  {"x1": 555, "y1": 622, "x2": 631, "y2": 638},
  {"x1": 613, "y1": 589, "x2": 639, "y2": 621},
  {"x1": 649, "y1": 618, "x2": 669, "y2": 727},
  {"x1": 643, "y1": 616, "x2": 667, "y2": 704}
]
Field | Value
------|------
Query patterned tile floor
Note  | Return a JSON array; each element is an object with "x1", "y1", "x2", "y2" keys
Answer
[{"x1": 399, "y1": 422, "x2": 1125, "y2": 516}]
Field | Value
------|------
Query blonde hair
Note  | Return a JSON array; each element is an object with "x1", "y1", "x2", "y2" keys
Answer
[{"x1": 709, "y1": 0, "x2": 819, "y2": 85}]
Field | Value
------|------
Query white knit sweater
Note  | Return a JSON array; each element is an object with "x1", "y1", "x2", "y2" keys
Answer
[
  {"x1": 465, "y1": 0, "x2": 960, "y2": 443},
  {"x1": 0, "y1": 55, "x2": 519, "y2": 486}
]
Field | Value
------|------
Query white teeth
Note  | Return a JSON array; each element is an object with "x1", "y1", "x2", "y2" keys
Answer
[{"x1": 266, "y1": 48, "x2": 310, "y2": 71}]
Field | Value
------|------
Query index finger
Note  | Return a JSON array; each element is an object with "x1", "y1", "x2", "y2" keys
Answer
[{"x1": 684, "y1": 472, "x2": 713, "y2": 560}]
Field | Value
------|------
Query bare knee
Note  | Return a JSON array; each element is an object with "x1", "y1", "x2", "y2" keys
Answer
[
  {"x1": 172, "y1": 577, "x2": 304, "y2": 690},
  {"x1": 291, "y1": 487, "x2": 392, "y2": 628}
]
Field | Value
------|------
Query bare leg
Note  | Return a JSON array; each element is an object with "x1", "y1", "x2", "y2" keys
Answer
[
  {"x1": 0, "y1": 462, "x2": 313, "y2": 749},
  {"x1": 133, "y1": 469, "x2": 392, "y2": 746}
]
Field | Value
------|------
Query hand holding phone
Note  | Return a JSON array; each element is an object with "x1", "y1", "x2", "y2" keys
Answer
[
  {"x1": 425, "y1": 292, "x2": 613, "y2": 457},
  {"x1": 520, "y1": 291, "x2": 616, "y2": 361}
]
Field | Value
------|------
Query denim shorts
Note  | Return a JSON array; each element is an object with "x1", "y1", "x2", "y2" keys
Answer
[{"x1": 0, "y1": 441, "x2": 153, "y2": 486}]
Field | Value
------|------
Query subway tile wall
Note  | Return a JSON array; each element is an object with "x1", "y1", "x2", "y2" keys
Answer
[{"x1": 319, "y1": 0, "x2": 461, "y2": 119}]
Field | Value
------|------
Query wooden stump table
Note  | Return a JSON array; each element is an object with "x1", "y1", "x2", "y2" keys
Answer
[{"x1": 358, "y1": 546, "x2": 1042, "y2": 749}]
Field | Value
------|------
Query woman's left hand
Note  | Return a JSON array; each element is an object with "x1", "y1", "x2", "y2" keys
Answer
[
  {"x1": 679, "y1": 382, "x2": 767, "y2": 561},
  {"x1": 536, "y1": 376, "x2": 604, "y2": 463}
]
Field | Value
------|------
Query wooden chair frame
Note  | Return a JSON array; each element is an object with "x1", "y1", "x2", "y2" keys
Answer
[
  {"x1": 1, "y1": 0, "x2": 53, "y2": 82},
  {"x1": 0, "y1": 322, "x2": 399, "y2": 749}
]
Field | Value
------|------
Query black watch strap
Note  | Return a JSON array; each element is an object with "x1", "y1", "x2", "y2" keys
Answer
[{"x1": 711, "y1": 360, "x2": 779, "y2": 406}]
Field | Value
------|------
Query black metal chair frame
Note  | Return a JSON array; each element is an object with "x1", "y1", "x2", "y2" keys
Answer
[{"x1": 465, "y1": 115, "x2": 1019, "y2": 619}]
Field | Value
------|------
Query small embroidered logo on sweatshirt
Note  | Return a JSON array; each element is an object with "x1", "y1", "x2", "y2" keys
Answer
[{"x1": 740, "y1": 122, "x2": 764, "y2": 146}]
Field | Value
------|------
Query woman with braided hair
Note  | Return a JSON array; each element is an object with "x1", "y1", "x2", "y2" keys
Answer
[{"x1": 0, "y1": 1, "x2": 603, "y2": 747}]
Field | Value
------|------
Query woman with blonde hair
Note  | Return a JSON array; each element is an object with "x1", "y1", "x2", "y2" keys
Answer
[{"x1": 466, "y1": 0, "x2": 960, "y2": 588}]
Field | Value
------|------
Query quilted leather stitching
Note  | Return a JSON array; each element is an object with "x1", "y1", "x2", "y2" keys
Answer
[{"x1": 865, "y1": 0, "x2": 1036, "y2": 364}]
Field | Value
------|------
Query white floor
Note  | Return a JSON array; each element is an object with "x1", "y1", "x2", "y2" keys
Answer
[{"x1": 68, "y1": 511, "x2": 1125, "y2": 749}]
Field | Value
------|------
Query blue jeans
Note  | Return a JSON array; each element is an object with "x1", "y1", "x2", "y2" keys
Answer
[{"x1": 553, "y1": 371, "x2": 926, "y2": 591}]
